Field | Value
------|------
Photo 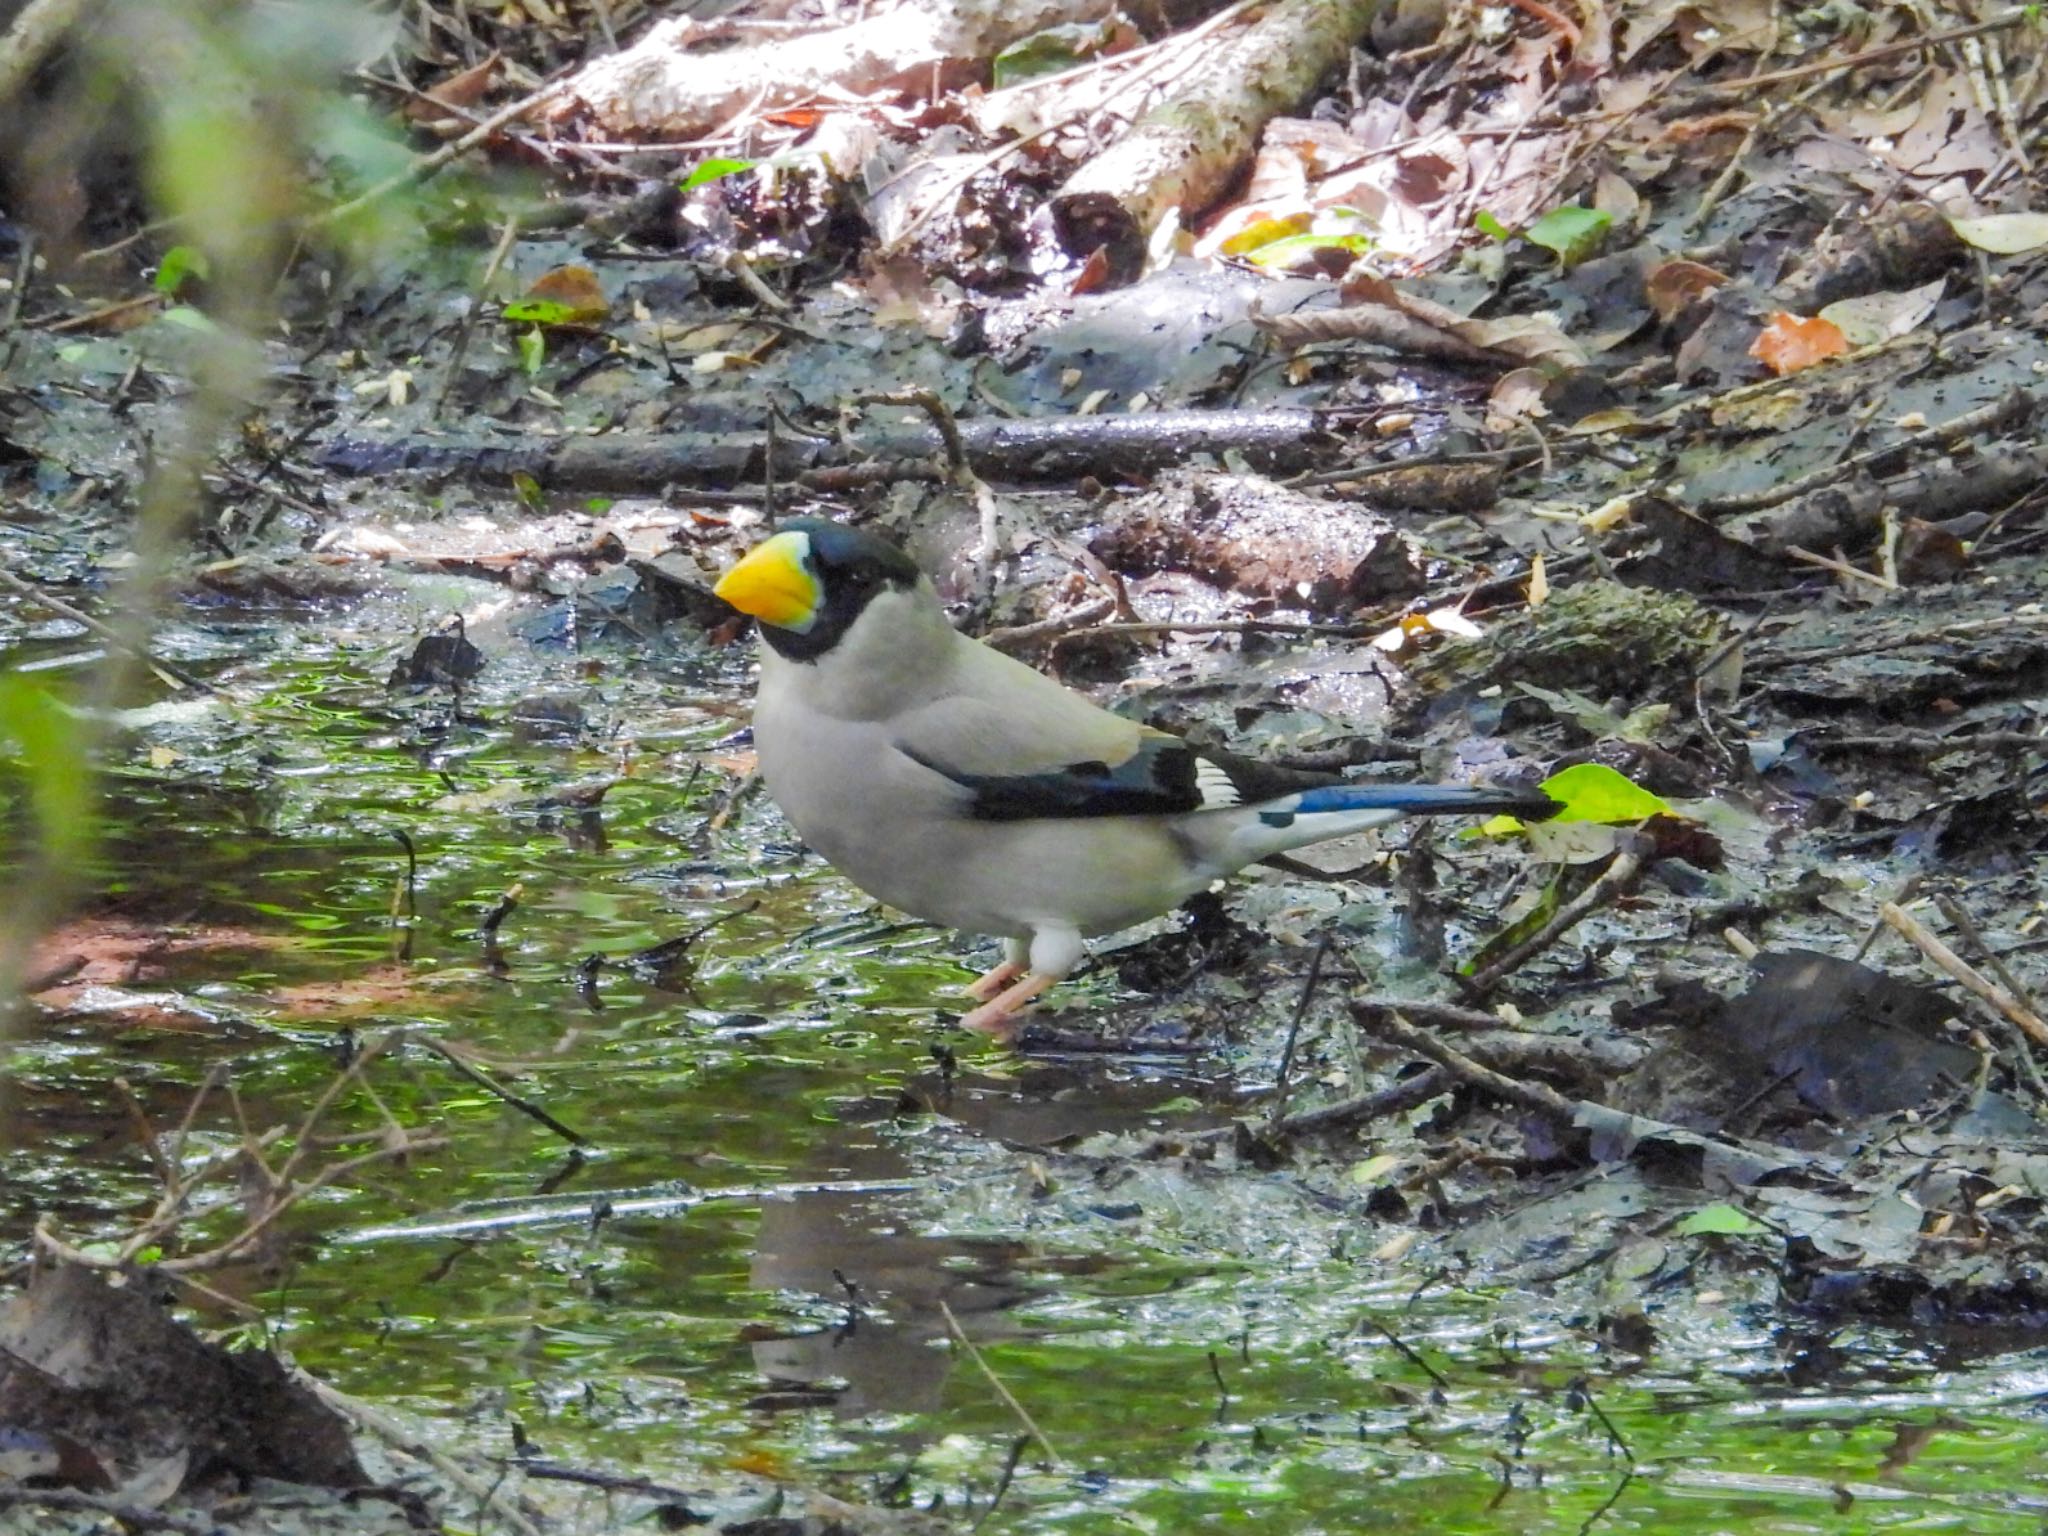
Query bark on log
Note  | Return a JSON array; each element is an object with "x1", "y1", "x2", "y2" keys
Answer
[
  {"x1": 551, "y1": 0, "x2": 1120, "y2": 139},
  {"x1": 1049, "y1": 0, "x2": 1379, "y2": 264}
]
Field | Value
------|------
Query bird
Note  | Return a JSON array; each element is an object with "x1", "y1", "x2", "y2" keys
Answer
[{"x1": 712, "y1": 517, "x2": 1555, "y2": 1037}]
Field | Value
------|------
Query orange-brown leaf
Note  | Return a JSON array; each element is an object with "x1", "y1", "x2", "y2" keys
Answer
[{"x1": 1750, "y1": 312, "x2": 1849, "y2": 374}]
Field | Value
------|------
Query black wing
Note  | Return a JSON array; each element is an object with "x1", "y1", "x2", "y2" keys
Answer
[{"x1": 899, "y1": 732, "x2": 1342, "y2": 823}]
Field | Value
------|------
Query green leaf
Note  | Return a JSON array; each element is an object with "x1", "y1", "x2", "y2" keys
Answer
[
  {"x1": 1459, "y1": 865, "x2": 1569, "y2": 974},
  {"x1": 1474, "y1": 210, "x2": 1515, "y2": 241},
  {"x1": 516, "y1": 325, "x2": 545, "y2": 375},
  {"x1": 501, "y1": 298, "x2": 581, "y2": 325},
  {"x1": 1537, "y1": 762, "x2": 1672, "y2": 824},
  {"x1": 1525, "y1": 204, "x2": 1613, "y2": 267},
  {"x1": 154, "y1": 245, "x2": 210, "y2": 295},
  {"x1": 0, "y1": 673, "x2": 95, "y2": 876},
  {"x1": 679, "y1": 156, "x2": 760, "y2": 193},
  {"x1": 1673, "y1": 1203, "x2": 1765, "y2": 1237}
]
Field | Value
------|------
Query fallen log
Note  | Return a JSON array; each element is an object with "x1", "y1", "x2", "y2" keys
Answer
[
  {"x1": 1049, "y1": 0, "x2": 1379, "y2": 271},
  {"x1": 319, "y1": 406, "x2": 1352, "y2": 491}
]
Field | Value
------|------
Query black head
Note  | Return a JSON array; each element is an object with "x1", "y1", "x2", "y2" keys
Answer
[{"x1": 712, "y1": 517, "x2": 923, "y2": 662}]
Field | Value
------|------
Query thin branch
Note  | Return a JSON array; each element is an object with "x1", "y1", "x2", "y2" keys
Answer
[
  {"x1": 1881, "y1": 900, "x2": 2048, "y2": 1047},
  {"x1": 938, "y1": 1297, "x2": 1062, "y2": 1469}
]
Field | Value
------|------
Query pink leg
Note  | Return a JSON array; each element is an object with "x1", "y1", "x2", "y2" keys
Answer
[
  {"x1": 958, "y1": 971, "x2": 1059, "y2": 1037},
  {"x1": 965, "y1": 960, "x2": 1026, "y2": 1002}
]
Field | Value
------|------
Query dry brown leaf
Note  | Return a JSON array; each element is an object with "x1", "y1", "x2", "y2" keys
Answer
[
  {"x1": 406, "y1": 52, "x2": 502, "y2": 126},
  {"x1": 1672, "y1": 0, "x2": 1777, "y2": 55},
  {"x1": 1593, "y1": 170, "x2": 1641, "y2": 229},
  {"x1": 1452, "y1": 313, "x2": 1588, "y2": 369},
  {"x1": 518, "y1": 264, "x2": 610, "y2": 327},
  {"x1": 1888, "y1": 73, "x2": 2001, "y2": 192},
  {"x1": 1645, "y1": 259, "x2": 1729, "y2": 322},
  {"x1": 1486, "y1": 367, "x2": 1550, "y2": 432}
]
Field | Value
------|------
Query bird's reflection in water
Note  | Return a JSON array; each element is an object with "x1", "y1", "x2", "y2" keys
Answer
[
  {"x1": 748, "y1": 1170, "x2": 1029, "y2": 1417},
  {"x1": 747, "y1": 1062, "x2": 1216, "y2": 1417}
]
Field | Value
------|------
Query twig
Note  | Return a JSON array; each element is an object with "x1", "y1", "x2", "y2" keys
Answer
[
  {"x1": 76, "y1": 216, "x2": 179, "y2": 265},
  {"x1": 981, "y1": 597, "x2": 1115, "y2": 652},
  {"x1": 1350, "y1": 996, "x2": 1510, "y2": 1032},
  {"x1": 720, "y1": 249, "x2": 793, "y2": 314},
  {"x1": 1, "y1": 227, "x2": 32, "y2": 344},
  {"x1": 1361, "y1": 1316, "x2": 1451, "y2": 1393},
  {"x1": 1693, "y1": 9, "x2": 2033, "y2": 97},
  {"x1": 1880, "y1": 900, "x2": 2048, "y2": 1047},
  {"x1": 1289, "y1": 445, "x2": 1529, "y2": 489},
  {"x1": 855, "y1": 387, "x2": 966, "y2": 475},
  {"x1": 1684, "y1": 70, "x2": 1837, "y2": 238},
  {"x1": 1579, "y1": 1468, "x2": 1639, "y2": 1536},
  {"x1": 1572, "y1": 1376, "x2": 1636, "y2": 1461},
  {"x1": 0, "y1": 565, "x2": 220, "y2": 694},
  {"x1": 1460, "y1": 840, "x2": 1650, "y2": 998},
  {"x1": 113, "y1": 1076, "x2": 172, "y2": 1186},
  {"x1": 1207, "y1": 1350, "x2": 1233, "y2": 1419},
  {"x1": 1179, "y1": 1067, "x2": 1450, "y2": 1148},
  {"x1": 970, "y1": 1438, "x2": 1031, "y2": 1534},
  {"x1": 1266, "y1": 936, "x2": 1330, "y2": 1130},
  {"x1": 1784, "y1": 544, "x2": 1896, "y2": 591},
  {"x1": 855, "y1": 387, "x2": 1001, "y2": 597},
  {"x1": 40, "y1": 292, "x2": 163, "y2": 332},
  {"x1": 1932, "y1": 894, "x2": 2043, "y2": 1024},
  {"x1": 1356, "y1": 1009, "x2": 1578, "y2": 1120},
  {"x1": 1691, "y1": 597, "x2": 1779, "y2": 683},
  {"x1": 159, "y1": 1135, "x2": 447, "y2": 1274},
  {"x1": 1065, "y1": 616, "x2": 1374, "y2": 643},
  {"x1": 413, "y1": 1034, "x2": 589, "y2": 1147},
  {"x1": 433, "y1": 213, "x2": 521, "y2": 417},
  {"x1": 1754, "y1": 610, "x2": 2048, "y2": 671},
  {"x1": 938, "y1": 1297, "x2": 1062, "y2": 1469}
]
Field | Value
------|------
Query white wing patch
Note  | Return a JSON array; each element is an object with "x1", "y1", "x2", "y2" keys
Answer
[{"x1": 1194, "y1": 757, "x2": 1241, "y2": 809}]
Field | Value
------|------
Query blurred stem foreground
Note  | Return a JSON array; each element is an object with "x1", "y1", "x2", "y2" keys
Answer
[{"x1": 2, "y1": 3, "x2": 339, "y2": 1032}]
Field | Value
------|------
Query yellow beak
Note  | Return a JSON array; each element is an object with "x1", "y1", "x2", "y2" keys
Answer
[{"x1": 713, "y1": 530, "x2": 820, "y2": 631}]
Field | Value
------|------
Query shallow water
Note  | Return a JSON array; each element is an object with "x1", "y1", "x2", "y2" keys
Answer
[{"x1": 7, "y1": 593, "x2": 2048, "y2": 1534}]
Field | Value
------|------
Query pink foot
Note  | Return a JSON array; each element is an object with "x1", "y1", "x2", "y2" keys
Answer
[
  {"x1": 958, "y1": 971, "x2": 1059, "y2": 1038},
  {"x1": 965, "y1": 960, "x2": 1025, "y2": 1002}
]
